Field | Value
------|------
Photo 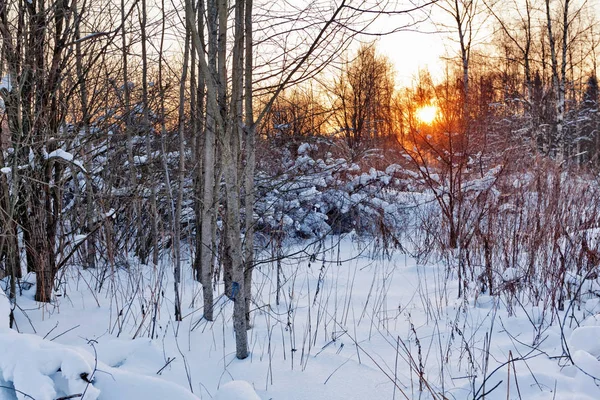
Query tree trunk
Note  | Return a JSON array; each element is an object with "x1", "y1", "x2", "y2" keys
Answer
[
  {"x1": 558, "y1": 0, "x2": 570, "y2": 159},
  {"x1": 30, "y1": 188, "x2": 55, "y2": 302},
  {"x1": 545, "y1": 0, "x2": 560, "y2": 157},
  {"x1": 243, "y1": 0, "x2": 255, "y2": 327},
  {"x1": 74, "y1": 0, "x2": 96, "y2": 269},
  {"x1": 173, "y1": 26, "x2": 191, "y2": 322},
  {"x1": 227, "y1": 0, "x2": 248, "y2": 358}
]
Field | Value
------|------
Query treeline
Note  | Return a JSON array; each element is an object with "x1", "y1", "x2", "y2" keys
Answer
[{"x1": 265, "y1": 0, "x2": 600, "y2": 166}]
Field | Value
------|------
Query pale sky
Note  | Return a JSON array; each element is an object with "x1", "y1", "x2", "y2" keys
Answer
[
  {"x1": 345, "y1": 3, "x2": 453, "y2": 88},
  {"x1": 158, "y1": 0, "x2": 454, "y2": 89},
  {"x1": 379, "y1": 28, "x2": 447, "y2": 87}
]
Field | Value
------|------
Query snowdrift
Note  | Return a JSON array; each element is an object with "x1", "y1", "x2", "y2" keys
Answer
[{"x1": 0, "y1": 287, "x2": 200, "y2": 400}]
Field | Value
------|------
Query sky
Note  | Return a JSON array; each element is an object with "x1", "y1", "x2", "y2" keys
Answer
[
  {"x1": 154, "y1": 0, "x2": 452, "y2": 90},
  {"x1": 348, "y1": 2, "x2": 454, "y2": 88},
  {"x1": 379, "y1": 28, "x2": 447, "y2": 86}
]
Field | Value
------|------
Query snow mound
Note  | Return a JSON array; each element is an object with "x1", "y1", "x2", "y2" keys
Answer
[
  {"x1": 0, "y1": 330, "x2": 100, "y2": 400},
  {"x1": 215, "y1": 381, "x2": 261, "y2": 400},
  {"x1": 93, "y1": 338, "x2": 153, "y2": 368},
  {"x1": 93, "y1": 367, "x2": 200, "y2": 400},
  {"x1": 569, "y1": 326, "x2": 600, "y2": 357},
  {"x1": 573, "y1": 350, "x2": 600, "y2": 375},
  {"x1": 584, "y1": 298, "x2": 600, "y2": 316},
  {"x1": 529, "y1": 306, "x2": 547, "y2": 325},
  {"x1": 47, "y1": 149, "x2": 86, "y2": 171},
  {"x1": 581, "y1": 313, "x2": 600, "y2": 327},
  {"x1": 0, "y1": 317, "x2": 199, "y2": 400},
  {"x1": 47, "y1": 149, "x2": 74, "y2": 162},
  {"x1": 297, "y1": 143, "x2": 316, "y2": 155},
  {"x1": 474, "y1": 295, "x2": 494, "y2": 308}
]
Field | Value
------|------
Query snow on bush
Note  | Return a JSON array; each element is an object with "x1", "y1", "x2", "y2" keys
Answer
[{"x1": 255, "y1": 143, "x2": 411, "y2": 240}]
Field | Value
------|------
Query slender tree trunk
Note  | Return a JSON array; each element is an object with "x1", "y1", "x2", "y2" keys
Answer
[
  {"x1": 121, "y1": 0, "x2": 142, "y2": 262},
  {"x1": 140, "y1": 0, "x2": 159, "y2": 266},
  {"x1": 545, "y1": 0, "x2": 560, "y2": 157},
  {"x1": 197, "y1": 0, "x2": 218, "y2": 320},
  {"x1": 0, "y1": 150, "x2": 20, "y2": 299},
  {"x1": 558, "y1": 0, "x2": 570, "y2": 159},
  {"x1": 157, "y1": 0, "x2": 182, "y2": 321},
  {"x1": 74, "y1": 0, "x2": 96, "y2": 269},
  {"x1": 243, "y1": 0, "x2": 255, "y2": 327},
  {"x1": 173, "y1": 27, "x2": 191, "y2": 322},
  {"x1": 190, "y1": 0, "x2": 203, "y2": 285},
  {"x1": 31, "y1": 187, "x2": 54, "y2": 302},
  {"x1": 227, "y1": 0, "x2": 248, "y2": 358},
  {"x1": 186, "y1": 0, "x2": 253, "y2": 359}
]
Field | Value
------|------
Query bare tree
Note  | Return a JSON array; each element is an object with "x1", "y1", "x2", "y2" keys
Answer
[
  {"x1": 331, "y1": 44, "x2": 395, "y2": 154},
  {"x1": 437, "y1": 0, "x2": 483, "y2": 104},
  {"x1": 0, "y1": 0, "x2": 83, "y2": 301}
]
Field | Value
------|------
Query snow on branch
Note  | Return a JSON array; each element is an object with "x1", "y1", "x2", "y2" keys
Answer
[{"x1": 47, "y1": 149, "x2": 87, "y2": 173}]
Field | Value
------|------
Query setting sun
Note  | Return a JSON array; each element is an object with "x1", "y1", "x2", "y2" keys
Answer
[{"x1": 416, "y1": 105, "x2": 438, "y2": 125}]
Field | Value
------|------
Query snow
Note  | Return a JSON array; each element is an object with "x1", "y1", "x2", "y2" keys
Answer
[
  {"x1": 502, "y1": 266, "x2": 519, "y2": 281},
  {"x1": 0, "y1": 320, "x2": 200, "y2": 400},
  {"x1": 47, "y1": 149, "x2": 87, "y2": 172},
  {"x1": 0, "y1": 75, "x2": 11, "y2": 92},
  {"x1": 104, "y1": 209, "x2": 116, "y2": 219},
  {"x1": 0, "y1": 287, "x2": 9, "y2": 330},
  {"x1": 3, "y1": 238, "x2": 600, "y2": 400},
  {"x1": 0, "y1": 330, "x2": 100, "y2": 400},
  {"x1": 133, "y1": 155, "x2": 148, "y2": 165},
  {"x1": 385, "y1": 163, "x2": 402, "y2": 175},
  {"x1": 73, "y1": 234, "x2": 88, "y2": 244},
  {"x1": 569, "y1": 326, "x2": 600, "y2": 357},
  {"x1": 584, "y1": 298, "x2": 600, "y2": 315},
  {"x1": 215, "y1": 381, "x2": 260, "y2": 400},
  {"x1": 47, "y1": 149, "x2": 74, "y2": 162},
  {"x1": 571, "y1": 351, "x2": 600, "y2": 387},
  {"x1": 297, "y1": 142, "x2": 316, "y2": 155},
  {"x1": 256, "y1": 150, "x2": 410, "y2": 238},
  {"x1": 92, "y1": 367, "x2": 199, "y2": 400},
  {"x1": 299, "y1": 186, "x2": 319, "y2": 199},
  {"x1": 0, "y1": 286, "x2": 200, "y2": 400}
]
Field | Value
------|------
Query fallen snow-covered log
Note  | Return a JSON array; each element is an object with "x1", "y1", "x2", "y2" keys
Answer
[
  {"x1": 0, "y1": 329, "x2": 101, "y2": 400},
  {"x1": 0, "y1": 287, "x2": 200, "y2": 400}
]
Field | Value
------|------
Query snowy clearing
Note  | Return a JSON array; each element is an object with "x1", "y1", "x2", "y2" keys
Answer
[{"x1": 2, "y1": 238, "x2": 600, "y2": 399}]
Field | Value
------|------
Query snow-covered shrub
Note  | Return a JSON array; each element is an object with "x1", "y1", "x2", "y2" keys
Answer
[
  {"x1": 396, "y1": 143, "x2": 600, "y2": 318},
  {"x1": 254, "y1": 142, "x2": 410, "y2": 242}
]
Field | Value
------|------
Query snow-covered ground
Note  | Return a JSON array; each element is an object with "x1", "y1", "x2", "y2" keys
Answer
[{"x1": 2, "y1": 238, "x2": 600, "y2": 399}]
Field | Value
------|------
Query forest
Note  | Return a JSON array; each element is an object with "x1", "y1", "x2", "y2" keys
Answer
[{"x1": 1, "y1": 0, "x2": 600, "y2": 399}]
